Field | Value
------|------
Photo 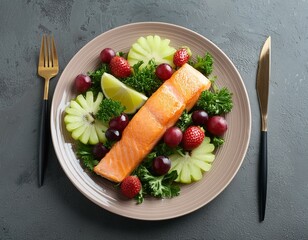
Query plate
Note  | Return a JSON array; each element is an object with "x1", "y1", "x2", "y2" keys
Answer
[{"x1": 50, "y1": 22, "x2": 251, "y2": 220}]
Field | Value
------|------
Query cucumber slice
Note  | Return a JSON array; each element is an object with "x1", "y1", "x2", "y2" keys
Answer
[
  {"x1": 169, "y1": 137, "x2": 216, "y2": 183},
  {"x1": 127, "y1": 35, "x2": 176, "y2": 69},
  {"x1": 64, "y1": 92, "x2": 107, "y2": 145}
]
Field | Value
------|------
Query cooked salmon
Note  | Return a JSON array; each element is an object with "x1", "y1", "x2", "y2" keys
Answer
[{"x1": 94, "y1": 63, "x2": 211, "y2": 182}]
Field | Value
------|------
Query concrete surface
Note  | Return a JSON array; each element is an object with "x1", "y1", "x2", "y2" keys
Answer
[{"x1": 0, "y1": 0, "x2": 307, "y2": 239}]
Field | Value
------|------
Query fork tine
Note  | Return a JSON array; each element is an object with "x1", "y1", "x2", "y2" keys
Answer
[
  {"x1": 38, "y1": 35, "x2": 45, "y2": 67},
  {"x1": 43, "y1": 35, "x2": 48, "y2": 67},
  {"x1": 47, "y1": 36, "x2": 52, "y2": 67},
  {"x1": 51, "y1": 35, "x2": 58, "y2": 68}
]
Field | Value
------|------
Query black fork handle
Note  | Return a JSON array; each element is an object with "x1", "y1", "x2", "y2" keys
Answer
[{"x1": 38, "y1": 99, "x2": 48, "y2": 187}]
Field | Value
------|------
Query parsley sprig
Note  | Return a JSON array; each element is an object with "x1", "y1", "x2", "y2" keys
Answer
[
  {"x1": 196, "y1": 87, "x2": 233, "y2": 115},
  {"x1": 134, "y1": 165, "x2": 180, "y2": 203},
  {"x1": 76, "y1": 143, "x2": 99, "y2": 171},
  {"x1": 189, "y1": 52, "x2": 214, "y2": 76},
  {"x1": 96, "y1": 98, "x2": 126, "y2": 123},
  {"x1": 176, "y1": 110, "x2": 192, "y2": 132},
  {"x1": 88, "y1": 63, "x2": 110, "y2": 96},
  {"x1": 123, "y1": 60, "x2": 162, "y2": 97}
]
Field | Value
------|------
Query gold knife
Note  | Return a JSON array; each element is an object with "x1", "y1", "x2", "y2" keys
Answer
[{"x1": 256, "y1": 36, "x2": 271, "y2": 222}]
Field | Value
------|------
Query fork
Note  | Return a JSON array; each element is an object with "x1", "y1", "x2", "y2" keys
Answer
[{"x1": 38, "y1": 35, "x2": 59, "y2": 187}]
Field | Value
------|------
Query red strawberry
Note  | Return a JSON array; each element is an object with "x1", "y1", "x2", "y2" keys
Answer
[
  {"x1": 120, "y1": 176, "x2": 142, "y2": 199},
  {"x1": 110, "y1": 56, "x2": 131, "y2": 78},
  {"x1": 173, "y1": 48, "x2": 190, "y2": 67},
  {"x1": 182, "y1": 126, "x2": 205, "y2": 151}
]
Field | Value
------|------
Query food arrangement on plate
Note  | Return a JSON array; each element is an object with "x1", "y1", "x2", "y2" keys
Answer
[{"x1": 63, "y1": 35, "x2": 233, "y2": 203}]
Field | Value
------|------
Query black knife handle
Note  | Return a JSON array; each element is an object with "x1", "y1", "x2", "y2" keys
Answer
[
  {"x1": 38, "y1": 100, "x2": 49, "y2": 187},
  {"x1": 259, "y1": 130, "x2": 267, "y2": 222}
]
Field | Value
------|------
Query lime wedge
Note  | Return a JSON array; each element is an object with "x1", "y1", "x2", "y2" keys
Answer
[{"x1": 101, "y1": 73, "x2": 148, "y2": 114}]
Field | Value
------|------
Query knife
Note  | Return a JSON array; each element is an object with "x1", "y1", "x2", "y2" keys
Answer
[{"x1": 256, "y1": 36, "x2": 271, "y2": 222}]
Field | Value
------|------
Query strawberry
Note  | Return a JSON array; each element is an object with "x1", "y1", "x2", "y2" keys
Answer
[
  {"x1": 120, "y1": 175, "x2": 142, "y2": 199},
  {"x1": 110, "y1": 56, "x2": 131, "y2": 78},
  {"x1": 182, "y1": 126, "x2": 205, "y2": 151},
  {"x1": 173, "y1": 48, "x2": 190, "y2": 67}
]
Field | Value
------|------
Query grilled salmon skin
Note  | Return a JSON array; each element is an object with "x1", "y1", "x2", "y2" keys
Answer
[{"x1": 94, "y1": 63, "x2": 211, "y2": 182}]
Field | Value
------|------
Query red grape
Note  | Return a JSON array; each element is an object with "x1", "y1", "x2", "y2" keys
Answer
[
  {"x1": 100, "y1": 48, "x2": 116, "y2": 63},
  {"x1": 75, "y1": 74, "x2": 92, "y2": 93},
  {"x1": 152, "y1": 156, "x2": 171, "y2": 175},
  {"x1": 92, "y1": 143, "x2": 109, "y2": 159},
  {"x1": 155, "y1": 63, "x2": 173, "y2": 81},
  {"x1": 109, "y1": 114, "x2": 129, "y2": 132},
  {"x1": 192, "y1": 110, "x2": 209, "y2": 126},
  {"x1": 206, "y1": 116, "x2": 228, "y2": 136},
  {"x1": 105, "y1": 128, "x2": 121, "y2": 141},
  {"x1": 163, "y1": 127, "x2": 183, "y2": 147}
]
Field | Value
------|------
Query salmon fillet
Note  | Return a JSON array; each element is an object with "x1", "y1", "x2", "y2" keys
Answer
[{"x1": 94, "y1": 63, "x2": 211, "y2": 182}]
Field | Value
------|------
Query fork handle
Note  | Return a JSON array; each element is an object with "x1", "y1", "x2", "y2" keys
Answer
[
  {"x1": 258, "y1": 130, "x2": 267, "y2": 222},
  {"x1": 38, "y1": 99, "x2": 49, "y2": 187}
]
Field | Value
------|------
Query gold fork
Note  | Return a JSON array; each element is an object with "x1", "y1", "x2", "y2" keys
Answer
[{"x1": 38, "y1": 35, "x2": 59, "y2": 187}]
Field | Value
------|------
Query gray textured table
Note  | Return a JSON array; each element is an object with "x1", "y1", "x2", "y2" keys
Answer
[{"x1": 1, "y1": 0, "x2": 307, "y2": 239}]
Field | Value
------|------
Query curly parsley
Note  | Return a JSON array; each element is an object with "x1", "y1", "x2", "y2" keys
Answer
[
  {"x1": 123, "y1": 60, "x2": 162, "y2": 97},
  {"x1": 212, "y1": 136, "x2": 225, "y2": 147},
  {"x1": 96, "y1": 98, "x2": 126, "y2": 123},
  {"x1": 76, "y1": 143, "x2": 98, "y2": 171},
  {"x1": 176, "y1": 110, "x2": 192, "y2": 132},
  {"x1": 88, "y1": 63, "x2": 110, "y2": 96},
  {"x1": 189, "y1": 52, "x2": 214, "y2": 76},
  {"x1": 196, "y1": 87, "x2": 233, "y2": 115},
  {"x1": 134, "y1": 165, "x2": 180, "y2": 202}
]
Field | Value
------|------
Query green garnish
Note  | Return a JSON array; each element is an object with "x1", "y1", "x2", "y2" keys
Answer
[
  {"x1": 116, "y1": 51, "x2": 127, "y2": 58},
  {"x1": 134, "y1": 188, "x2": 144, "y2": 204},
  {"x1": 96, "y1": 98, "x2": 126, "y2": 123},
  {"x1": 104, "y1": 139, "x2": 114, "y2": 149},
  {"x1": 189, "y1": 52, "x2": 214, "y2": 76},
  {"x1": 196, "y1": 87, "x2": 233, "y2": 115},
  {"x1": 152, "y1": 142, "x2": 178, "y2": 158},
  {"x1": 88, "y1": 63, "x2": 110, "y2": 96},
  {"x1": 76, "y1": 142, "x2": 99, "y2": 171},
  {"x1": 143, "y1": 142, "x2": 182, "y2": 169},
  {"x1": 212, "y1": 136, "x2": 225, "y2": 147},
  {"x1": 123, "y1": 60, "x2": 162, "y2": 97},
  {"x1": 176, "y1": 110, "x2": 192, "y2": 132},
  {"x1": 134, "y1": 165, "x2": 180, "y2": 201}
]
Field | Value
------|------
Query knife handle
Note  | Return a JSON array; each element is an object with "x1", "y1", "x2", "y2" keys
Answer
[
  {"x1": 38, "y1": 99, "x2": 49, "y2": 187},
  {"x1": 258, "y1": 130, "x2": 267, "y2": 222}
]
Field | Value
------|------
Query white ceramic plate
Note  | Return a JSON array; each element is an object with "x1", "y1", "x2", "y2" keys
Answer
[{"x1": 51, "y1": 22, "x2": 251, "y2": 220}]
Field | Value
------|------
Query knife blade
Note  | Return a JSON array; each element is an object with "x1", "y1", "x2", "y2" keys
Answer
[{"x1": 256, "y1": 36, "x2": 271, "y2": 222}]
